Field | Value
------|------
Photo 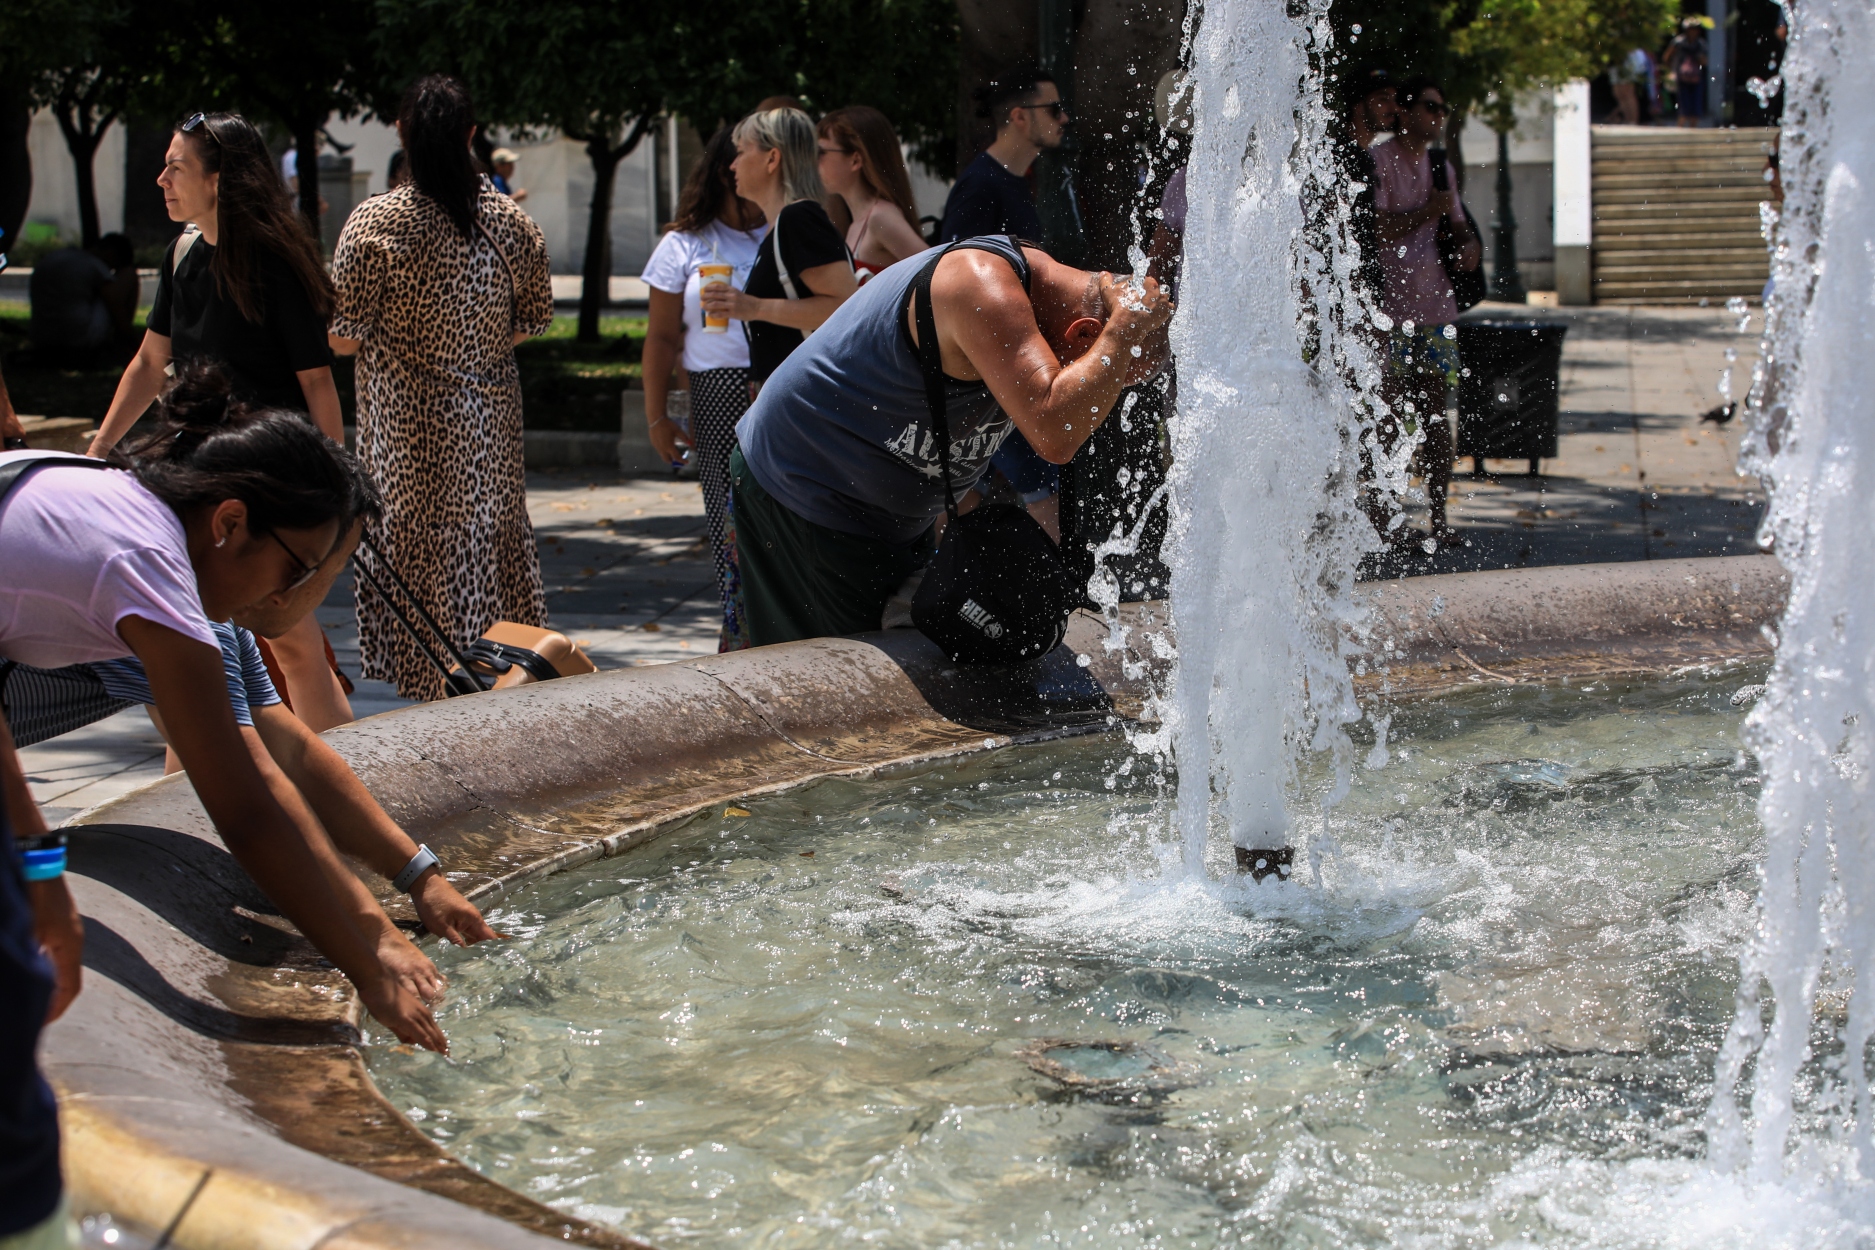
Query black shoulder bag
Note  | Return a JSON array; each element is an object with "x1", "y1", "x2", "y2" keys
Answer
[
  {"x1": 1428, "y1": 149, "x2": 1486, "y2": 313},
  {"x1": 907, "y1": 248, "x2": 1080, "y2": 665}
]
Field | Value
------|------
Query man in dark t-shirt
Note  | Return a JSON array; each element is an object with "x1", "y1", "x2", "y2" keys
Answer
[{"x1": 937, "y1": 66, "x2": 1068, "y2": 244}]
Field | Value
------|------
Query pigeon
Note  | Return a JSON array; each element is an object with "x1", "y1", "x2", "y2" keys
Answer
[{"x1": 1700, "y1": 403, "x2": 1737, "y2": 425}]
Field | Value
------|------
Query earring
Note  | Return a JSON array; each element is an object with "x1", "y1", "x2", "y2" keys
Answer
[{"x1": 216, "y1": 536, "x2": 226, "y2": 548}]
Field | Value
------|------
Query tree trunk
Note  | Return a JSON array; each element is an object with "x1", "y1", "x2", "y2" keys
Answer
[
  {"x1": 52, "y1": 94, "x2": 115, "y2": 249},
  {"x1": 0, "y1": 86, "x2": 32, "y2": 261},
  {"x1": 576, "y1": 116, "x2": 655, "y2": 343},
  {"x1": 577, "y1": 131, "x2": 624, "y2": 344},
  {"x1": 294, "y1": 118, "x2": 324, "y2": 242}
]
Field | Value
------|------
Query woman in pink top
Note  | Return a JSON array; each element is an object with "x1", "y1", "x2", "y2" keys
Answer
[
  {"x1": 0, "y1": 366, "x2": 448, "y2": 1053},
  {"x1": 1371, "y1": 78, "x2": 1480, "y2": 546},
  {"x1": 816, "y1": 107, "x2": 928, "y2": 282}
]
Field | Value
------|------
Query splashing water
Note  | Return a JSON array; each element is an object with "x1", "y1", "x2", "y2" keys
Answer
[
  {"x1": 1158, "y1": 0, "x2": 1381, "y2": 873},
  {"x1": 1712, "y1": 0, "x2": 1875, "y2": 1194}
]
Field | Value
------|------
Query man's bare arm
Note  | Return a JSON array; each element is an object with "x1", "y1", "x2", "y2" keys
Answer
[{"x1": 924, "y1": 250, "x2": 1171, "y2": 464}]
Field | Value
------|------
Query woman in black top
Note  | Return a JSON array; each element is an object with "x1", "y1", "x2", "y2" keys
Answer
[
  {"x1": 91, "y1": 112, "x2": 354, "y2": 730},
  {"x1": 701, "y1": 108, "x2": 855, "y2": 386}
]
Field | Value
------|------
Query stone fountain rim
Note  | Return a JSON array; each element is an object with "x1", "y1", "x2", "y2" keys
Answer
[{"x1": 45, "y1": 554, "x2": 1787, "y2": 1250}]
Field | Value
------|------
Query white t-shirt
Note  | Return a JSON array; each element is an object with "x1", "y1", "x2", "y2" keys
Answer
[
  {"x1": 641, "y1": 220, "x2": 768, "y2": 373},
  {"x1": 0, "y1": 453, "x2": 217, "y2": 668}
]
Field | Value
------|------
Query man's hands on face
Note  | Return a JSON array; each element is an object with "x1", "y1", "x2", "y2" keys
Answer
[
  {"x1": 1099, "y1": 273, "x2": 1175, "y2": 384},
  {"x1": 411, "y1": 869, "x2": 507, "y2": 947}
]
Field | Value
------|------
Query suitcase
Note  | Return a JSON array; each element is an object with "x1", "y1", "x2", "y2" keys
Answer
[{"x1": 353, "y1": 536, "x2": 595, "y2": 697}]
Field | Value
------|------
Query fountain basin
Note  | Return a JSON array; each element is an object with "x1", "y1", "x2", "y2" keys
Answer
[{"x1": 48, "y1": 556, "x2": 1784, "y2": 1249}]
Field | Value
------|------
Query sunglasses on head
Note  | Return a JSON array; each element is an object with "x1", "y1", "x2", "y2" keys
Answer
[{"x1": 179, "y1": 112, "x2": 220, "y2": 143}]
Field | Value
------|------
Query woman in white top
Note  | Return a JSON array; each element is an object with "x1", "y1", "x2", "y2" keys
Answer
[
  {"x1": 640, "y1": 125, "x2": 768, "y2": 650},
  {"x1": 0, "y1": 366, "x2": 447, "y2": 1052},
  {"x1": 816, "y1": 106, "x2": 929, "y2": 283}
]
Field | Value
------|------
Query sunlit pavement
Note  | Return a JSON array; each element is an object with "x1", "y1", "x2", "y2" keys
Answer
[
  {"x1": 1375, "y1": 301, "x2": 1765, "y2": 577},
  {"x1": 22, "y1": 303, "x2": 1770, "y2": 824}
]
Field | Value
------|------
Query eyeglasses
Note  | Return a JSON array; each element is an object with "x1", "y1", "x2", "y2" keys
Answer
[
  {"x1": 179, "y1": 112, "x2": 219, "y2": 144},
  {"x1": 266, "y1": 528, "x2": 323, "y2": 595},
  {"x1": 1017, "y1": 102, "x2": 1069, "y2": 119},
  {"x1": 1418, "y1": 99, "x2": 1449, "y2": 116},
  {"x1": 816, "y1": 145, "x2": 853, "y2": 157}
]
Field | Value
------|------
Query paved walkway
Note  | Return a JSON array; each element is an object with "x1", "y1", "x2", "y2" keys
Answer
[
  {"x1": 19, "y1": 302, "x2": 1766, "y2": 825},
  {"x1": 1384, "y1": 301, "x2": 1764, "y2": 574}
]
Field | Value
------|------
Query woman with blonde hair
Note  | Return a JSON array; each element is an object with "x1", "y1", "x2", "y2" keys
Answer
[
  {"x1": 700, "y1": 108, "x2": 855, "y2": 389},
  {"x1": 817, "y1": 106, "x2": 929, "y2": 282}
]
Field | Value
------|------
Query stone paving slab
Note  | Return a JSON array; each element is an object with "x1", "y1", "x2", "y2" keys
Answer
[
  {"x1": 1381, "y1": 301, "x2": 1764, "y2": 575},
  {"x1": 20, "y1": 303, "x2": 1770, "y2": 824}
]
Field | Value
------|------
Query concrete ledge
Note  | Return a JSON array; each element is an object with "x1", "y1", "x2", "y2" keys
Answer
[{"x1": 49, "y1": 557, "x2": 1781, "y2": 1249}]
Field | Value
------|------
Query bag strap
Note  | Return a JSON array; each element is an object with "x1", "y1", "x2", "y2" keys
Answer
[
  {"x1": 903, "y1": 237, "x2": 1032, "y2": 525},
  {"x1": 770, "y1": 212, "x2": 800, "y2": 301},
  {"x1": 0, "y1": 453, "x2": 110, "y2": 506},
  {"x1": 474, "y1": 211, "x2": 519, "y2": 326},
  {"x1": 170, "y1": 225, "x2": 200, "y2": 277},
  {"x1": 909, "y1": 247, "x2": 959, "y2": 522}
]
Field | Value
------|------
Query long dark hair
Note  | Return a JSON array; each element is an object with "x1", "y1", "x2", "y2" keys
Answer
[
  {"x1": 818, "y1": 107, "x2": 920, "y2": 233},
  {"x1": 120, "y1": 362, "x2": 380, "y2": 534},
  {"x1": 666, "y1": 124, "x2": 747, "y2": 235},
  {"x1": 399, "y1": 74, "x2": 481, "y2": 238},
  {"x1": 178, "y1": 113, "x2": 334, "y2": 324}
]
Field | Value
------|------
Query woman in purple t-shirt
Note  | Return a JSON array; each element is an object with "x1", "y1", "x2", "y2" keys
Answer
[{"x1": 0, "y1": 366, "x2": 449, "y2": 1056}]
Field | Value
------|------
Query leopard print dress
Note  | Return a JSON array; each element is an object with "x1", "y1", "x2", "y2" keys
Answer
[{"x1": 330, "y1": 181, "x2": 555, "y2": 700}]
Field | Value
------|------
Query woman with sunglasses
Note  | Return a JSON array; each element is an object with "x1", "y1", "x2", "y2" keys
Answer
[
  {"x1": 816, "y1": 107, "x2": 929, "y2": 283},
  {"x1": 1, "y1": 364, "x2": 449, "y2": 1053},
  {"x1": 89, "y1": 110, "x2": 356, "y2": 731},
  {"x1": 1371, "y1": 77, "x2": 1480, "y2": 548},
  {"x1": 699, "y1": 108, "x2": 856, "y2": 392}
]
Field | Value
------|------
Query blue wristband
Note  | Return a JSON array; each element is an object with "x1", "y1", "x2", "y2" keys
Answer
[{"x1": 22, "y1": 846, "x2": 66, "y2": 882}]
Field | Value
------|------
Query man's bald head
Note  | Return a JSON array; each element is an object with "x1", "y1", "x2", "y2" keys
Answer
[{"x1": 1024, "y1": 248, "x2": 1110, "y2": 364}]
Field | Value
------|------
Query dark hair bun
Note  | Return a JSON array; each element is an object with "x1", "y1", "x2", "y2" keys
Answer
[{"x1": 152, "y1": 359, "x2": 242, "y2": 435}]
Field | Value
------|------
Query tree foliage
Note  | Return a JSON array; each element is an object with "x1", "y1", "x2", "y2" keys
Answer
[{"x1": 1332, "y1": 0, "x2": 1677, "y2": 131}]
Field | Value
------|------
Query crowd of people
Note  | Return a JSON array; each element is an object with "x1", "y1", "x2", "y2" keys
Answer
[{"x1": 0, "y1": 61, "x2": 1184, "y2": 1245}]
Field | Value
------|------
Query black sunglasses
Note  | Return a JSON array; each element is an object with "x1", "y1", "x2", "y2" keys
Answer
[
  {"x1": 1017, "y1": 101, "x2": 1069, "y2": 119},
  {"x1": 266, "y1": 528, "x2": 323, "y2": 595}
]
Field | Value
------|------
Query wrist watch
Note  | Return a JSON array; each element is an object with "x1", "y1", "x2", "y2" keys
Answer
[
  {"x1": 18, "y1": 832, "x2": 66, "y2": 882},
  {"x1": 393, "y1": 844, "x2": 440, "y2": 893}
]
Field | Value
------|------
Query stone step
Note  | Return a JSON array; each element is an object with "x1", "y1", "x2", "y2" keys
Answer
[
  {"x1": 1592, "y1": 242, "x2": 1767, "y2": 264},
  {"x1": 1593, "y1": 277, "x2": 1767, "y2": 299},
  {"x1": 1590, "y1": 233, "x2": 1762, "y2": 252},
  {"x1": 1593, "y1": 169, "x2": 1770, "y2": 190},
  {"x1": 1592, "y1": 261, "x2": 1770, "y2": 283},
  {"x1": 1593, "y1": 186, "x2": 1774, "y2": 206},
  {"x1": 1590, "y1": 211, "x2": 1765, "y2": 232}
]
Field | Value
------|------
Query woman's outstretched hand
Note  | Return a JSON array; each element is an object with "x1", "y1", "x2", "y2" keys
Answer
[
  {"x1": 358, "y1": 969, "x2": 449, "y2": 1053},
  {"x1": 411, "y1": 871, "x2": 507, "y2": 947}
]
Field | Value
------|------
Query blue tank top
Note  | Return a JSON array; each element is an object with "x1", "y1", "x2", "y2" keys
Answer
[{"x1": 736, "y1": 235, "x2": 1030, "y2": 542}]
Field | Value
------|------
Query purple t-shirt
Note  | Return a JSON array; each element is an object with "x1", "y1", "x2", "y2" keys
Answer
[
  {"x1": 1371, "y1": 140, "x2": 1470, "y2": 329},
  {"x1": 1160, "y1": 167, "x2": 1188, "y2": 234},
  {"x1": 0, "y1": 453, "x2": 216, "y2": 667}
]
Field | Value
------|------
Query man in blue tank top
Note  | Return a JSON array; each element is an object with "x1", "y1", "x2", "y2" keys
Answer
[{"x1": 731, "y1": 235, "x2": 1171, "y2": 645}]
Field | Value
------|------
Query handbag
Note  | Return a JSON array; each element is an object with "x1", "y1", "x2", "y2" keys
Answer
[
  {"x1": 907, "y1": 248, "x2": 1079, "y2": 665},
  {"x1": 1428, "y1": 149, "x2": 1487, "y2": 313}
]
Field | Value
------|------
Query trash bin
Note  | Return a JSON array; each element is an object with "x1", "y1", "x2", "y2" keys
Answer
[{"x1": 1455, "y1": 320, "x2": 1568, "y2": 477}]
